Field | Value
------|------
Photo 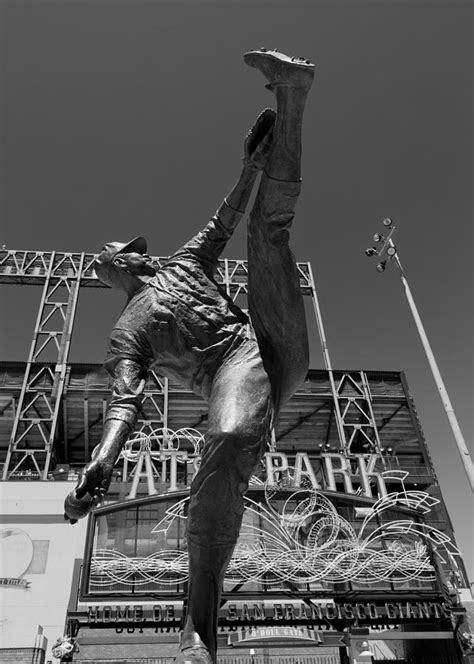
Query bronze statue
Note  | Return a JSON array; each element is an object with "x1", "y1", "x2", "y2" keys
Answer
[{"x1": 64, "y1": 48, "x2": 314, "y2": 664}]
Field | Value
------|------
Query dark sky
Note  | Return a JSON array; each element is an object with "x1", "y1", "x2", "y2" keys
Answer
[{"x1": 1, "y1": 0, "x2": 472, "y2": 577}]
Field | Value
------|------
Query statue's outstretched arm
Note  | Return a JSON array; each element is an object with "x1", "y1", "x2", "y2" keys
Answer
[
  {"x1": 168, "y1": 109, "x2": 276, "y2": 269},
  {"x1": 168, "y1": 162, "x2": 258, "y2": 271}
]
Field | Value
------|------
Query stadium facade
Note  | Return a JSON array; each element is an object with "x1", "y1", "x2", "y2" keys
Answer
[{"x1": 0, "y1": 248, "x2": 472, "y2": 664}]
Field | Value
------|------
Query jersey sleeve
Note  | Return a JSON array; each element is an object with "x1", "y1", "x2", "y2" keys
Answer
[
  {"x1": 168, "y1": 200, "x2": 243, "y2": 272},
  {"x1": 104, "y1": 326, "x2": 153, "y2": 375},
  {"x1": 103, "y1": 328, "x2": 153, "y2": 429},
  {"x1": 104, "y1": 358, "x2": 148, "y2": 429}
]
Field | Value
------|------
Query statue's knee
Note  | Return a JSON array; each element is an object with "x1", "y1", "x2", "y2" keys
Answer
[
  {"x1": 209, "y1": 426, "x2": 260, "y2": 447},
  {"x1": 267, "y1": 226, "x2": 290, "y2": 247},
  {"x1": 207, "y1": 427, "x2": 264, "y2": 465}
]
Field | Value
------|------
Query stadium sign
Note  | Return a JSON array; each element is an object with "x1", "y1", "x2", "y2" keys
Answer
[
  {"x1": 227, "y1": 626, "x2": 330, "y2": 646},
  {"x1": 0, "y1": 577, "x2": 30, "y2": 588},
  {"x1": 0, "y1": 528, "x2": 33, "y2": 590},
  {"x1": 124, "y1": 446, "x2": 388, "y2": 500},
  {"x1": 83, "y1": 599, "x2": 451, "y2": 629}
]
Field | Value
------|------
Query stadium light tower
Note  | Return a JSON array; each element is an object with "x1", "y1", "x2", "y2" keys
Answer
[{"x1": 365, "y1": 218, "x2": 474, "y2": 491}]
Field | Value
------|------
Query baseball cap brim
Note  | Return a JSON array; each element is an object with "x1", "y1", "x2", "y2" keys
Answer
[{"x1": 119, "y1": 236, "x2": 147, "y2": 255}]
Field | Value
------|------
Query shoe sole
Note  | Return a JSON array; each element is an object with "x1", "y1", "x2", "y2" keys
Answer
[{"x1": 244, "y1": 48, "x2": 314, "y2": 89}]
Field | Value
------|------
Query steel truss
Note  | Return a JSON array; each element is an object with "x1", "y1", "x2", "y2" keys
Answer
[
  {"x1": 334, "y1": 372, "x2": 383, "y2": 454},
  {"x1": 0, "y1": 248, "x2": 383, "y2": 478}
]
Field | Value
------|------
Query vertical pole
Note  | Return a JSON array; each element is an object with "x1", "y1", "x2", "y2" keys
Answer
[
  {"x1": 223, "y1": 258, "x2": 230, "y2": 296},
  {"x1": 83, "y1": 398, "x2": 89, "y2": 461},
  {"x1": 360, "y1": 371, "x2": 384, "y2": 459},
  {"x1": 163, "y1": 377, "x2": 169, "y2": 430},
  {"x1": 307, "y1": 263, "x2": 347, "y2": 451},
  {"x1": 62, "y1": 399, "x2": 69, "y2": 462},
  {"x1": 390, "y1": 242, "x2": 474, "y2": 491}
]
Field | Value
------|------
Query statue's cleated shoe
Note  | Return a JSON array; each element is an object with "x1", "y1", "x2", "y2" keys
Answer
[
  {"x1": 174, "y1": 645, "x2": 213, "y2": 664},
  {"x1": 244, "y1": 48, "x2": 314, "y2": 91}
]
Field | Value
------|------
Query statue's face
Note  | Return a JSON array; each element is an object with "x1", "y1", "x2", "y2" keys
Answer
[
  {"x1": 94, "y1": 238, "x2": 152, "y2": 288},
  {"x1": 113, "y1": 251, "x2": 157, "y2": 277}
]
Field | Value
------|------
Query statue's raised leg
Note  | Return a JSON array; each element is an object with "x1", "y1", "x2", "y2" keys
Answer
[{"x1": 245, "y1": 49, "x2": 314, "y2": 408}]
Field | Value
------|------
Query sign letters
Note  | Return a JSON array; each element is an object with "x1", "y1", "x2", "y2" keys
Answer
[
  {"x1": 0, "y1": 577, "x2": 30, "y2": 588},
  {"x1": 124, "y1": 450, "x2": 388, "y2": 500},
  {"x1": 265, "y1": 452, "x2": 387, "y2": 498},
  {"x1": 84, "y1": 600, "x2": 449, "y2": 631}
]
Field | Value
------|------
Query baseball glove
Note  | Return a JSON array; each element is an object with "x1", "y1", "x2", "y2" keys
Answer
[{"x1": 243, "y1": 107, "x2": 276, "y2": 170}]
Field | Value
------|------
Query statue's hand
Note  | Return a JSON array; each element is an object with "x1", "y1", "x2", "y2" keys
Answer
[
  {"x1": 243, "y1": 108, "x2": 275, "y2": 170},
  {"x1": 63, "y1": 458, "x2": 113, "y2": 524}
]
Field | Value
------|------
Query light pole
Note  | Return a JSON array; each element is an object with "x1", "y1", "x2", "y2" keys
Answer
[{"x1": 365, "y1": 218, "x2": 474, "y2": 491}]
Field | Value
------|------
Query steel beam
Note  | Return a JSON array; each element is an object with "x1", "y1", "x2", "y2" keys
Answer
[{"x1": 2, "y1": 252, "x2": 85, "y2": 479}]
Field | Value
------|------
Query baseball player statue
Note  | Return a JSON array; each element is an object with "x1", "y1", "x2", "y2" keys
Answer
[{"x1": 65, "y1": 48, "x2": 314, "y2": 664}]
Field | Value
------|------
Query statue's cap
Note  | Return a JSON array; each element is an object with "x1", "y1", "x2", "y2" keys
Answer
[{"x1": 94, "y1": 236, "x2": 147, "y2": 287}]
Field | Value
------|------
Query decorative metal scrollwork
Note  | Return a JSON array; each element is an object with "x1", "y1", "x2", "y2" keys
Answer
[{"x1": 90, "y1": 470, "x2": 460, "y2": 589}]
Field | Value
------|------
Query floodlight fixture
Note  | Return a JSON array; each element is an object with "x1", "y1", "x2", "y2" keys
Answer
[
  {"x1": 382, "y1": 217, "x2": 393, "y2": 227},
  {"x1": 373, "y1": 233, "x2": 383, "y2": 243},
  {"x1": 365, "y1": 247, "x2": 377, "y2": 257},
  {"x1": 387, "y1": 245, "x2": 397, "y2": 256},
  {"x1": 376, "y1": 260, "x2": 387, "y2": 272}
]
